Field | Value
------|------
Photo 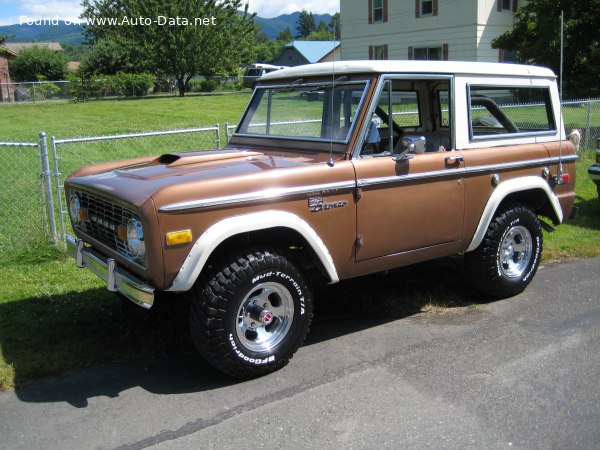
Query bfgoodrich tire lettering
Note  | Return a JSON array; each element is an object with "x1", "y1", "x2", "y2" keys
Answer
[
  {"x1": 189, "y1": 248, "x2": 313, "y2": 379},
  {"x1": 466, "y1": 204, "x2": 543, "y2": 299}
]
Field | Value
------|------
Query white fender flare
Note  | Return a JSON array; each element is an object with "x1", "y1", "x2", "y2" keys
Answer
[
  {"x1": 167, "y1": 210, "x2": 339, "y2": 292},
  {"x1": 466, "y1": 176, "x2": 563, "y2": 252}
]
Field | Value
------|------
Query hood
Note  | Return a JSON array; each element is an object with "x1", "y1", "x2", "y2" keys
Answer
[{"x1": 67, "y1": 149, "x2": 319, "y2": 208}]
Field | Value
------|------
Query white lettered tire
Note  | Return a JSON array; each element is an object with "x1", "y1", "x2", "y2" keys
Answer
[
  {"x1": 189, "y1": 248, "x2": 313, "y2": 378},
  {"x1": 466, "y1": 204, "x2": 543, "y2": 299}
]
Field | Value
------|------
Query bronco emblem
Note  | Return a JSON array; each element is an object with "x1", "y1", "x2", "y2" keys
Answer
[{"x1": 308, "y1": 195, "x2": 348, "y2": 213}]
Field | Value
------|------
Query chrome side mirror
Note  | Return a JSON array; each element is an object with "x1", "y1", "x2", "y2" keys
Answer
[{"x1": 393, "y1": 135, "x2": 425, "y2": 161}]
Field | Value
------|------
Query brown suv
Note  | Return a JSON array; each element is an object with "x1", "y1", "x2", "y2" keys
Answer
[{"x1": 65, "y1": 61, "x2": 577, "y2": 378}]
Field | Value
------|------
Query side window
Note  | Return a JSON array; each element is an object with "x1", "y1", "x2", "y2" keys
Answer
[
  {"x1": 360, "y1": 78, "x2": 452, "y2": 156},
  {"x1": 469, "y1": 86, "x2": 556, "y2": 139}
]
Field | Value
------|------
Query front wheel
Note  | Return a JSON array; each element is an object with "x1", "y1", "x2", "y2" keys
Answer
[
  {"x1": 466, "y1": 204, "x2": 543, "y2": 299},
  {"x1": 189, "y1": 248, "x2": 313, "y2": 379}
]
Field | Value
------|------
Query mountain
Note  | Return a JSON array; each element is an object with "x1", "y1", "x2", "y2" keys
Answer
[
  {"x1": 0, "y1": 22, "x2": 86, "y2": 45},
  {"x1": 255, "y1": 12, "x2": 333, "y2": 40},
  {"x1": 0, "y1": 12, "x2": 335, "y2": 46}
]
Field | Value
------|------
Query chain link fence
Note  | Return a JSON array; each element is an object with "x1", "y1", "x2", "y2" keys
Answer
[
  {"x1": 0, "y1": 127, "x2": 220, "y2": 256},
  {"x1": 0, "y1": 140, "x2": 48, "y2": 253},
  {"x1": 2, "y1": 98, "x2": 600, "y2": 256},
  {"x1": 0, "y1": 77, "x2": 245, "y2": 103}
]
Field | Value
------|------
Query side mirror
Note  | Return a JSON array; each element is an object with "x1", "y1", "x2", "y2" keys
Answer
[{"x1": 393, "y1": 135, "x2": 425, "y2": 161}]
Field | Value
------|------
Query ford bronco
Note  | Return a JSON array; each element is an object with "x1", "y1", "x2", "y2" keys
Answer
[{"x1": 65, "y1": 61, "x2": 577, "y2": 378}]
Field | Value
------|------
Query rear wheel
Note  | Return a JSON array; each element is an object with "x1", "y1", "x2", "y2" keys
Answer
[
  {"x1": 189, "y1": 248, "x2": 313, "y2": 379},
  {"x1": 466, "y1": 204, "x2": 542, "y2": 299}
]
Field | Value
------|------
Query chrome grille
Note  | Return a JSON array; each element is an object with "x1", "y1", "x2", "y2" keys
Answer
[{"x1": 72, "y1": 190, "x2": 144, "y2": 266}]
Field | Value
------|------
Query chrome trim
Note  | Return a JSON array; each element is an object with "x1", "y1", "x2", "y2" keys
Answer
[
  {"x1": 464, "y1": 155, "x2": 577, "y2": 174},
  {"x1": 66, "y1": 234, "x2": 154, "y2": 309},
  {"x1": 159, "y1": 181, "x2": 356, "y2": 212},
  {"x1": 358, "y1": 168, "x2": 466, "y2": 188},
  {"x1": 356, "y1": 155, "x2": 577, "y2": 188}
]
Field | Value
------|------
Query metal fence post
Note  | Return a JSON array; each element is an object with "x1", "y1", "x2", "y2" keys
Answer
[
  {"x1": 51, "y1": 136, "x2": 65, "y2": 241},
  {"x1": 585, "y1": 100, "x2": 593, "y2": 149},
  {"x1": 225, "y1": 122, "x2": 230, "y2": 144},
  {"x1": 39, "y1": 132, "x2": 58, "y2": 243},
  {"x1": 216, "y1": 123, "x2": 221, "y2": 149}
]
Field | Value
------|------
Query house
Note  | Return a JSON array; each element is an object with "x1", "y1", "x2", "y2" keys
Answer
[
  {"x1": 340, "y1": 0, "x2": 522, "y2": 62},
  {"x1": 0, "y1": 44, "x2": 16, "y2": 102},
  {"x1": 274, "y1": 40, "x2": 342, "y2": 67},
  {"x1": 0, "y1": 42, "x2": 64, "y2": 102}
]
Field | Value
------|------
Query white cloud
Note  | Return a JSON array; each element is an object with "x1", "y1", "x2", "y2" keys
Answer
[
  {"x1": 245, "y1": 0, "x2": 339, "y2": 18},
  {"x1": 19, "y1": 0, "x2": 83, "y2": 21}
]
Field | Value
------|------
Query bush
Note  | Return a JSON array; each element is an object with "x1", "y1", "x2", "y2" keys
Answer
[
  {"x1": 69, "y1": 72, "x2": 156, "y2": 101},
  {"x1": 10, "y1": 46, "x2": 70, "y2": 81}
]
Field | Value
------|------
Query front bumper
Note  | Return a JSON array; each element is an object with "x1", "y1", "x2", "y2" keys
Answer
[
  {"x1": 588, "y1": 164, "x2": 600, "y2": 185},
  {"x1": 66, "y1": 234, "x2": 155, "y2": 309}
]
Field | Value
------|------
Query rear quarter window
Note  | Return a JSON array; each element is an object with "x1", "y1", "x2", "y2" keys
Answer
[{"x1": 468, "y1": 86, "x2": 556, "y2": 139}]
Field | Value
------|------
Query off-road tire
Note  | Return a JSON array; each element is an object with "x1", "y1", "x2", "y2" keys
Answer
[
  {"x1": 189, "y1": 248, "x2": 313, "y2": 379},
  {"x1": 466, "y1": 204, "x2": 543, "y2": 299}
]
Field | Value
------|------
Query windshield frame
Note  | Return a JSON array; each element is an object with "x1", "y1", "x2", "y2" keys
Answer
[{"x1": 233, "y1": 79, "x2": 372, "y2": 148}]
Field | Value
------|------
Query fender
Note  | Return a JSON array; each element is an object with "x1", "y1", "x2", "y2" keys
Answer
[
  {"x1": 167, "y1": 210, "x2": 339, "y2": 292},
  {"x1": 466, "y1": 176, "x2": 563, "y2": 252}
]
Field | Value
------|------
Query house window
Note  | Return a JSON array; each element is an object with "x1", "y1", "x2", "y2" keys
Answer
[
  {"x1": 373, "y1": 0, "x2": 384, "y2": 22},
  {"x1": 369, "y1": 44, "x2": 388, "y2": 60},
  {"x1": 421, "y1": 0, "x2": 433, "y2": 15},
  {"x1": 414, "y1": 47, "x2": 442, "y2": 60},
  {"x1": 369, "y1": 0, "x2": 388, "y2": 23},
  {"x1": 499, "y1": 49, "x2": 516, "y2": 63},
  {"x1": 416, "y1": 0, "x2": 438, "y2": 17},
  {"x1": 498, "y1": 0, "x2": 517, "y2": 11}
]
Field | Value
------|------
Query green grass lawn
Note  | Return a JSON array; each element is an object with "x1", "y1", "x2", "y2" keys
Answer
[
  {"x1": 0, "y1": 93, "x2": 251, "y2": 142},
  {"x1": 0, "y1": 94, "x2": 599, "y2": 390}
]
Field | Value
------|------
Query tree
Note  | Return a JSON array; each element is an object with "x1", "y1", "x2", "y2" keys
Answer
[
  {"x1": 492, "y1": 0, "x2": 600, "y2": 98},
  {"x1": 0, "y1": 34, "x2": 14, "y2": 45},
  {"x1": 305, "y1": 20, "x2": 334, "y2": 41},
  {"x1": 296, "y1": 9, "x2": 316, "y2": 39},
  {"x1": 9, "y1": 46, "x2": 70, "y2": 81},
  {"x1": 329, "y1": 13, "x2": 340, "y2": 40},
  {"x1": 82, "y1": 0, "x2": 256, "y2": 96},
  {"x1": 276, "y1": 27, "x2": 293, "y2": 43}
]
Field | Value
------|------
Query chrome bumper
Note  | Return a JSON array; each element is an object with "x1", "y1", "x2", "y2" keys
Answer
[{"x1": 66, "y1": 234, "x2": 155, "y2": 309}]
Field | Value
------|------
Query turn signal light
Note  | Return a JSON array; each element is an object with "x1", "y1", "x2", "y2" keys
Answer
[{"x1": 166, "y1": 229, "x2": 192, "y2": 246}]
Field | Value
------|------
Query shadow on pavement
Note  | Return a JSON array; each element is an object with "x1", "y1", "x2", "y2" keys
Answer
[{"x1": 4, "y1": 257, "x2": 483, "y2": 407}]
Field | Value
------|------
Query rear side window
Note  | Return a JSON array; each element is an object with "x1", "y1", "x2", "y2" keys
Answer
[{"x1": 468, "y1": 86, "x2": 556, "y2": 139}]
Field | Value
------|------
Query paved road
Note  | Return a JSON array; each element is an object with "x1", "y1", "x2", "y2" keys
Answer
[{"x1": 1, "y1": 257, "x2": 599, "y2": 449}]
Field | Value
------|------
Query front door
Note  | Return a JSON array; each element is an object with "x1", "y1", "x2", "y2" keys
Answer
[{"x1": 352, "y1": 77, "x2": 465, "y2": 261}]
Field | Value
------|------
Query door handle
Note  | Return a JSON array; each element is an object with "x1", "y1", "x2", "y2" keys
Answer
[{"x1": 445, "y1": 155, "x2": 464, "y2": 165}]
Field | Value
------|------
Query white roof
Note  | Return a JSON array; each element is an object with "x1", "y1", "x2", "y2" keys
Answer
[{"x1": 261, "y1": 60, "x2": 556, "y2": 80}]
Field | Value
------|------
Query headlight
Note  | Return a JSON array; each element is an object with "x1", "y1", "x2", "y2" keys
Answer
[
  {"x1": 69, "y1": 194, "x2": 81, "y2": 224},
  {"x1": 127, "y1": 219, "x2": 145, "y2": 260}
]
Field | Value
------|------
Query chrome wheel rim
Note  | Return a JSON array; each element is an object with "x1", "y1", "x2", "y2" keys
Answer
[
  {"x1": 499, "y1": 225, "x2": 533, "y2": 278},
  {"x1": 235, "y1": 282, "x2": 294, "y2": 353}
]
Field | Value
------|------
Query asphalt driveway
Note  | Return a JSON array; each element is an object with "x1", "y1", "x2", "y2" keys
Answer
[{"x1": 1, "y1": 257, "x2": 599, "y2": 449}]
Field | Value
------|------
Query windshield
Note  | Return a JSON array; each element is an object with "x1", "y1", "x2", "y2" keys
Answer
[{"x1": 236, "y1": 81, "x2": 369, "y2": 143}]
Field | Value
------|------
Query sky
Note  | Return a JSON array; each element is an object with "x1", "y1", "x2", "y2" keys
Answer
[{"x1": 0, "y1": 0, "x2": 340, "y2": 26}]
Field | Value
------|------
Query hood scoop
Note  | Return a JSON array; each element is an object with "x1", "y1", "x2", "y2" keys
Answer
[{"x1": 159, "y1": 150, "x2": 263, "y2": 167}]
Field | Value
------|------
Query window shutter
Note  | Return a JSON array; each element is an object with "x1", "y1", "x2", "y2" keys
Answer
[
  {"x1": 369, "y1": 45, "x2": 374, "y2": 60},
  {"x1": 368, "y1": 0, "x2": 373, "y2": 24},
  {"x1": 384, "y1": 44, "x2": 389, "y2": 60},
  {"x1": 415, "y1": 0, "x2": 420, "y2": 18},
  {"x1": 499, "y1": 49, "x2": 504, "y2": 62},
  {"x1": 433, "y1": 0, "x2": 438, "y2": 16},
  {"x1": 443, "y1": 43, "x2": 449, "y2": 60},
  {"x1": 497, "y1": 0, "x2": 502, "y2": 12},
  {"x1": 383, "y1": 0, "x2": 389, "y2": 22},
  {"x1": 408, "y1": 46, "x2": 414, "y2": 60},
  {"x1": 512, "y1": 0, "x2": 518, "y2": 12}
]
